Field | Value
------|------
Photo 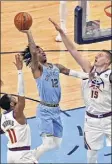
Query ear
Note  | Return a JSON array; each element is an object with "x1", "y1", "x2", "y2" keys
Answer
[
  {"x1": 10, "y1": 102, "x2": 15, "y2": 107},
  {"x1": 104, "y1": 56, "x2": 109, "y2": 64}
]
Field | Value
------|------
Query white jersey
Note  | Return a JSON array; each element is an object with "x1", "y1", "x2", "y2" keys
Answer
[
  {"x1": 82, "y1": 69, "x2": 111, "y2": 114},
  {"x1": 1, "y1": 110, "x2": 31, "y2": 148}
]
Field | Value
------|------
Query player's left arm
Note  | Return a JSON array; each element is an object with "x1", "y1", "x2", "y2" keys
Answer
[
  {"x1": 55, "y1": 64, "x2": 88, "y2": 79},
  {"x1": 13, "y1": 54, "x2": 25, "y2": 117},
  {"x1": 109, "y1": 72, "x2": 112, "y2": 83}
]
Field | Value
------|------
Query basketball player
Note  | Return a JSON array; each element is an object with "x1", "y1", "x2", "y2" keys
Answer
[
  {"x1": 56, "y1": 1, "x2": 90, "y2": 42},
  {"x1": 19, "y1": 29, "x2": 88, "y2": 161},
  {"x1": 0, "y1": 54, "x2": 37, "y2": 163},
  {"x1": 49, "y1": 18, "x2": 112, "y2": 163}
]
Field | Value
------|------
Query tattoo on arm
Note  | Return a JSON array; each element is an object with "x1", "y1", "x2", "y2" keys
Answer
[{"x1": 55, "y1": 64, "x2": 70, "y2": 75}]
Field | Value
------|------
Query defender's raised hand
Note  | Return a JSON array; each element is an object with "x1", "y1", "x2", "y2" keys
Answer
[
  {"x1": 49, "y1": 18, "x2": 63, "y2": 32},
  {"x1": 14, "y1": 54, "x2": 23, "y2": 70}
]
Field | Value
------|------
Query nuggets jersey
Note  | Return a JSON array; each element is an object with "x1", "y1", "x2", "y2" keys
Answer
[
  {"x1": 35, "y1": 64, "x2": 61, "y2": 104},
  {"x1": 82, "y1": 69, "x2": 111, "y2": 114},
  {"x1": 1, "y1": 110, "x2": 31, "y2": 148}
]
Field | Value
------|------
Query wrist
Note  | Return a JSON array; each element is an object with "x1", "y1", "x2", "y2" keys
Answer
[
  {"x1": 59, "y1": 28, "x2": 64, "y2": 34},
  {"x1": 18, "y1": 70, "x2": 22, "y2": 73}
]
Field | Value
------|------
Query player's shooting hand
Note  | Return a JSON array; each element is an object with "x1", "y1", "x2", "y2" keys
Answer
[
  {"x1": 20, "y1": 30, "x2": 30, "y2": 34},
  {"x1": 49, "y1": 18, "x2": 63, "y2": 32},
  {"x1": 13, "y1": 54, "x2": 23, "y2": 70}
]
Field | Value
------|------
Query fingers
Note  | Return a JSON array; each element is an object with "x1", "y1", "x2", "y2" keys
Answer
[
  {"x1": 15, "y1": 54, "x2": 21, "y2": 61},
  {"x1": 14, "y1": 54, "x2": 22, "y2": 65},
  {"x1": 49, "y1": 18, "x2": 56, "y2": 26},
  {"x1": 13, "y1": 62, "x2": 16, "y2": 66}
]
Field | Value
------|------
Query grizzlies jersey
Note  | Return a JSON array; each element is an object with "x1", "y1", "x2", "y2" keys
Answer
[
  {"x1": 1, "y1": 110, "x2": 31, "y2": 148},
  {"x1": 35, "y1": 63, "x2": 61, "y2": 104},
  {"x1": 82, "y1": 69, "x2": 111, "y2": 114}
]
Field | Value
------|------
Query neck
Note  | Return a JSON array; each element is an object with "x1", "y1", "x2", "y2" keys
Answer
[
  {"x1": 43, "y1": 62, "x2": 48, "y2": 66},
  {"x1": 95, "y1": 65, "x2": 109, "y2": 73}
]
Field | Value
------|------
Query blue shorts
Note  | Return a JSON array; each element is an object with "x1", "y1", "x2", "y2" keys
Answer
[{"x1": 36, "y1": 104, "x2": 63, "y2": 138}]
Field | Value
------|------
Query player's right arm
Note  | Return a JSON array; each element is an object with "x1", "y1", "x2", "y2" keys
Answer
[
  {"x1": 21, "y1": 30, "x2": 42, "y2": 78},
  {"x1": 49, "y1": 18, "x2": 92, "y2": 73},
  {"x1": 55, "y1": 64, "x2": 89, "y2": 79}
]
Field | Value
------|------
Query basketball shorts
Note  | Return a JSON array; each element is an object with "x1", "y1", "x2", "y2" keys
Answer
[
  {"x1": 84, "y1": 114, "x2": 111, "y2": 150},
  {"x1": 7, "y1": 150, "x2": 38, "y2": 163},
  {"x1": 36, "y1": 104, "x2": 63, "y2": 138}
]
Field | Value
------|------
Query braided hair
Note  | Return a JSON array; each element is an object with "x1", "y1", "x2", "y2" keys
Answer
[{"x1": 21, "y1": 45, "x2": 40, "y2": 67}]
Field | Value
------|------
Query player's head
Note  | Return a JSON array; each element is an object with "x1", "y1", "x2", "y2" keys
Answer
[
  {"x1": 0, "y1": 94, "x2": 17, "y2": 111},
  {"x1": 21, "y1": 46, "x2": 47, "y2": 67},
  {"x1": 94, "y1": 50, "x2": 112, "y2": 67},
  {"x1": 36, "y1": 46, "x2": 47, "y2": 64}
]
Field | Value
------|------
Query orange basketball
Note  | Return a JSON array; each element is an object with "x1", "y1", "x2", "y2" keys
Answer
[{"x1": 14, "y1": 12, "x2": 32, "y2": 31}]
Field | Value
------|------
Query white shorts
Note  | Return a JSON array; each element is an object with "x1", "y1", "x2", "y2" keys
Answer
[
  {"x1": 84, "y1": 114, "x2": 111, "y2": 150},
  {"x1": 7, "y1": 150, "x2": 38, "y2": 163}
]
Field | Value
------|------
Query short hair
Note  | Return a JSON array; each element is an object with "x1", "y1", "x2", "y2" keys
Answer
[
  {"x1": 21, "y1": 45, "x2": 40, "y2": 67},
  {"x1": 0, "y1": 94, "x2": 11, "y2": 110},
  {"x1": 102, "y1": 49, "x2": 112, "y2": 63}
]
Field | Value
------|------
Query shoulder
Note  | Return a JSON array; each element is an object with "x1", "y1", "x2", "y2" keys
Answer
[{"x1": 100, "y1": 69, "x2": 112, "y2": 83}]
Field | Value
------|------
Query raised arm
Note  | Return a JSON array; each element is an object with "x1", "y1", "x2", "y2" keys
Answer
[
  {"x1": 21, "y1": 30, "x2": 42, "y2": 78},
  {"x1": 55, "y1": 64, "x2": 89, "y2": 79},
  {"x1": 49, "y1": 18, "x2": 92, "y2": 73},
  {"x1": 13, "y1": 54, "x2": 25, "y2": 118}
]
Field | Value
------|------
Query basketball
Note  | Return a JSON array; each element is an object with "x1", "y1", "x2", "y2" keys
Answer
[{"x1": 14, "y1": 12, "x2": 32, "y2": 31}]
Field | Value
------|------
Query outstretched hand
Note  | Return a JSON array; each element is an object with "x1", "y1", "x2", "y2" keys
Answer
[
  {"x1": 49, "y1": 18, "x2": 63, "y2": 32},
  {"x1": 13, "y1": 54, "x2": 23, "y2": 70},
  {"x1": 89, "y1": 66, "x2": 96, "y2": 80}
]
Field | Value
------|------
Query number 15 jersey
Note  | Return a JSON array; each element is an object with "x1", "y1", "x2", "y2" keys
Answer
[
  {"x1": 35, "y1": 64, "x2": 61, "y2": 104},
  {"x1": 82, "y1": 69, "x2": 111, "y2": 114}
]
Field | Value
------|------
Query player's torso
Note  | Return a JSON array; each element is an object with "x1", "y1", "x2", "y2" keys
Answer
[
  {"x1": 1, "y1": 110, "x2": 31, "y2": 148},
  {"x1": 82, "y1": 69, "x2": 111, "y2": 114},
  {"x1": 36, "y1": 63, "x2": 61, "y2": 104}
]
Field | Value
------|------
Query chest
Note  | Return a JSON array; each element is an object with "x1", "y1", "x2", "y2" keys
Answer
[
  {"x1": 2, "y1": 120, "x2": 14, "y2": 128},
  {"x1": 44, "y1": 68, "x2": 59, "y2": 81},
  {"x1": 88, "y1": 73, "x2": 111, "y2": 92}
]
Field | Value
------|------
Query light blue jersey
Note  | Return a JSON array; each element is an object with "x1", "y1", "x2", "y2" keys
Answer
[
  {"x1": 35, "y1": 64, "x2": 61, "y2": 104},
  {"x1": 35, "y1": 63, "x2": 63, "y2": 138}
]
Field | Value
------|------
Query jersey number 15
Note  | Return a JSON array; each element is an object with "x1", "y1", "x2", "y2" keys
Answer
[{"x1": 91, "y1": 90, "x2": 98, "y2": 99}]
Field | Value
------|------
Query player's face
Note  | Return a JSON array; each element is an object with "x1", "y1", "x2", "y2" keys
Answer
[
  {"x1": 9, "y1": 96, "x2": 17, "y2": 107},
  {"x1": 94, "y1": 52, "x2": 109, "y2": 67},
  {"x1": 36, "y1": 47, "x2": 47, "y2": 63}
]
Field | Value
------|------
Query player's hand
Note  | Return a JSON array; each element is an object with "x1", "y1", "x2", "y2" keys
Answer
[
  {"x1": 20, "y1": 30, "x2": 29, "y2": 33},
  {"x1": 13, "y1": 54, "x2": 23, "y2": 70},
  {"x1": 89, "y1": 66, "x2": 96, "y2": 80},
  {"x1": 49, "y1": 18, "x2": 63, "y2": 32}
]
